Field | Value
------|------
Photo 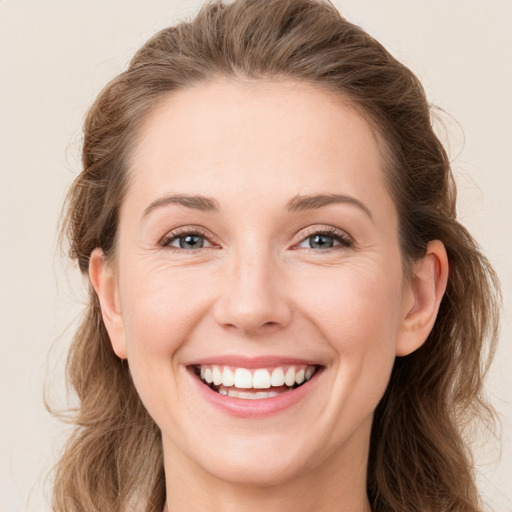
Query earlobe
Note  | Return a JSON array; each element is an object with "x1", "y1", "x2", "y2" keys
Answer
[
  {"x1": 396, "y1": 240, "x2": 449, "y2": 357},
  {"x1": 88, "y1": 248, "x2": 127, "y2": 359}
]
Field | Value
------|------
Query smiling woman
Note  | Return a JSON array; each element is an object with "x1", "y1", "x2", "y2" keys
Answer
[{"x1": 51, "y1": 1, "x2": 500, "y2": 511}]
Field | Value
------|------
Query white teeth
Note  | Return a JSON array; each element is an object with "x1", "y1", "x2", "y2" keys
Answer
[
  {"x1": 271, "y1": 367, "x2": 285, "y2": 386},
  {"x1": 252, "y1": 369, "x2": 271, "y2": 389},
  {"x1": 222, "y1": 367, "x2": 235, "y2": 387},
  {"x1": 196, "y1": 363, "x2": 318, "y2": 395},
  {"x1": 222, "y1": 387, "x2": 287, "y2": 399},
  {"x1": 226, "y1": 388, "x2": 239, "y2": 398},
  {"x1": 238, "y1": 391, "x2": 261, "y2": 400},
  {"x1": 234, "y1": 368, "x2": 253, "y2": 389},
  {"x1": 284, "y1": 367, "x2": 296, "y2": 387},
  {"x1": 212, "y1": 366, "x2": 223, "y2": 385}
]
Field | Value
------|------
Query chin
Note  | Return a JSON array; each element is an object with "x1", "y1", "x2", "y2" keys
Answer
[
  {"x1": 181, "y1": 427, "x2": 330, "y2": 488},
  {"x1": 202, "y1": 451, "x2": 315, "y2": 488}
]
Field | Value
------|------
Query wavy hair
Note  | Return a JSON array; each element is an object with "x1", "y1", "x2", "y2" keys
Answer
[{"x1": 51, "y1": 1, "x2": 500, "y2": 510}]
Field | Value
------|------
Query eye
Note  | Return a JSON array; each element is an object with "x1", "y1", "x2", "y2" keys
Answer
[
  {"x1": 297, "y1": 228, "x2": 353, "y2": 251},
  {"x1": 160, "y1": 231, "x2": 212, "y2": 250}
]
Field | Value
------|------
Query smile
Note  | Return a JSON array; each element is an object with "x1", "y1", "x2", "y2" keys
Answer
[{"x1": 192, "y1": 364, "x2": 319, "y2": 400}]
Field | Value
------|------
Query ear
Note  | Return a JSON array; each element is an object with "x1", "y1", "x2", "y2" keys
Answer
[
  {"x1": 88, "y1": 247, "x2": 127, "y2": 359},
  {"x1": 395, "y1": 240, "x2": 449, "y2": 357}
]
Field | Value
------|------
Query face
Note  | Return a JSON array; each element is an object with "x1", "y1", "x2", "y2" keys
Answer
[{"x1": 92, "y1": 80, "x2": 433, "y2": 488}]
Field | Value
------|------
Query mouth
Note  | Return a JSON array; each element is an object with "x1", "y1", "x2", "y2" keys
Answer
[{"x1": 190, "y1": 363, "x2": 321, "y2": 400}]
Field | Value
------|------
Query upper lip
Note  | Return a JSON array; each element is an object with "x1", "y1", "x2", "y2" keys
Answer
[{"x1": 187, "y1": 355, "x2": 322, "y2": 368}]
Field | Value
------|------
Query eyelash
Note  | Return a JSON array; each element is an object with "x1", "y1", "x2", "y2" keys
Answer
[
  {"x1": 159, "y1": 227, "x2": 354, "y2": 252},
  {"x1": 297, "y1": 227, "x2": 353, "y2": 251},
  {"x1": 159, "y1": 228, "x2": 212, "y2": 251}
]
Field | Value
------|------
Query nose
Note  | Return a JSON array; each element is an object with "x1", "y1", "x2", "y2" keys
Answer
[{"x1": 212, "y1": 246, "x2": 292, "y2": 336}]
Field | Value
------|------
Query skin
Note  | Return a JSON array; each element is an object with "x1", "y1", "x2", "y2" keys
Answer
[{"x1": 90, "y1": 80, "x2": 448, "y2": 512}]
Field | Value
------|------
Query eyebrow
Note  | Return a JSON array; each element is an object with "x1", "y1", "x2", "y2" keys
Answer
[
  {"x1": 286, "y1": 193, "x2": 373, "y2": 220},
  {"x1": 142, "y1": 192, "x2": 372, "y2": 220},
  {"x1": 142, "y1": 194, "x2": 220, "y2": 218}
]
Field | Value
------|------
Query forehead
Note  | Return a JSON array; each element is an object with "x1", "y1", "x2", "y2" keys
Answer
[{"x1": 125, "y1": 79, "x2": 392, "y2": 219}]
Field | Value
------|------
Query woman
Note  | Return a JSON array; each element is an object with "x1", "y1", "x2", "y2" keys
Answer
[{"x1": 52, "y1": 0, "x2": 500, "y2": 510}]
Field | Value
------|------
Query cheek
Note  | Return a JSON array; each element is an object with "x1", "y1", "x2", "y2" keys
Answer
[
  {"x1": 298, "y1": 262, "x2": 405, "y2": 355},
  {"x1": 279, "y1": 261, "x2": 404, "y2": 451},
  {"x1": 116, "y1": 265, "x2": 211, "y2": 426},
  {"x1": 297, "y1": 260, "x2": 403, "y2": 414},
  {"x1": 119, "y1": 261, "x2": 212, "y2": 359}
]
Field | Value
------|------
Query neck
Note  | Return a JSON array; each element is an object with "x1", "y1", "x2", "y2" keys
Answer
[{"x1": 164, "y1": 485, "x2": 371, "y2": 512}]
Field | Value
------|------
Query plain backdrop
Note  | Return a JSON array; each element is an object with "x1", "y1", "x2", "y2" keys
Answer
[{"x1": 0, "y1": 1, "x2": 511, "y2": 511}]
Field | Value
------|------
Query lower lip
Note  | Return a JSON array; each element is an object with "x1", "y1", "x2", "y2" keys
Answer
[{"x1": 188, "y1": 367, "x2": 323, "y2": 418}]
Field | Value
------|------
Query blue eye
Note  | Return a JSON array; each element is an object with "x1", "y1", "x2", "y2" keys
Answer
[
  {"x1": 160, "y1": 228, "x2": 352, "y2": 252},
  {"x1": 162, "y1": 232, "x2": 211, "y2": 250},
  {"x1": 305, "y1": 234, "x2": 336, "y2": 249},
  {"x1": 298, "y1": 229, "x2": 353, "y2": 250}
]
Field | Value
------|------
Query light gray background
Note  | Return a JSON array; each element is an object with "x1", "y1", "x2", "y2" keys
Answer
[{"x1": 1, "y1": 1, "x2": 511, "y2": 511}]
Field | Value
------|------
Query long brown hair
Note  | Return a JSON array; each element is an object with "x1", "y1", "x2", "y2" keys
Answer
[{"x1": 51, "y1": 1, "x2": 500, "y2": 510}]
